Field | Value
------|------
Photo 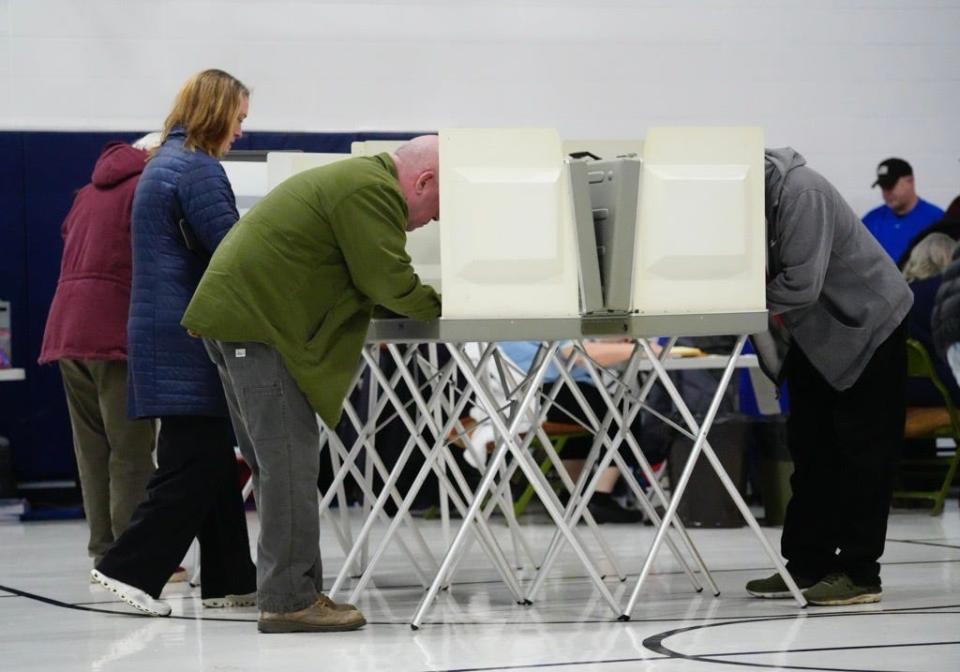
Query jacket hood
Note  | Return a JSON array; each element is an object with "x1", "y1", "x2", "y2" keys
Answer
[
  {"x1": 764, "y1": 147, "x2": 807, "y2": 224},
  {"x1": 91, "y1": 142, "x2": 148, "y2": 188}
]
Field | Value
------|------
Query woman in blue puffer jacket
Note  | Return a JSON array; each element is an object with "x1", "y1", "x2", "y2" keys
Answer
[{"x1": 92, "y1": 69, "x2": 256, "y2": 616}]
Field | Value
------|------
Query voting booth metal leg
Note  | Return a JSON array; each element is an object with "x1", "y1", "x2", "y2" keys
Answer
[
  {"x1": 382, "y1": 344, "x2": 528, "y2": 595},
  {"x1": 488, "y1": 349, "x2": 537, "y2": 572},
  {"x1": 524, "y1": 346, "x2": 705, "y2": 603},
  {"x1": 522, "y1": 345, "x2": 653, "y2": 598},
  {"x1": 436, "y1": 349, "x2": 593, "y2": 584},
  {"x1": 471, "y1": 347, "x2": 626, "y2": 580},
  {"x1": 573, "y1": 344, "x2": 715, "y2": 594},
  {"x1": 323, "y1": 357, "x2": 372, "y2": 570},
  {"x1": 327, "y1": 351, "x2": 469, "y2": 599},
  {"x1": 440, "y1": 344, "x2": 625, "y2": 587},
  {"x1": 338, "y1": 401, "x2": 442, "y2": 586},
  {"x1": 409, "y1": 341, "x2": 563, "y2": 627},
  {"x1": 315, "y1": 433, "x2": 358, "y2": 557},
  {"x1": 326, "y1": 429, "x2": 356, "y2": 573},
  {"x1": 324, "y1": 348, "x2": 458, "y2": 594},
  {"x1": 339, "y1": 345, "x2": 525, "y2": 607},
  {"x1": 426, "y1": 344, "x2": 453, "y2": 551},
  {"x1": 449, "y1": 343, "x2": 621, "y2": 618},
  {"x1": 317, "y1": 352, "x2": 439, "y2": 585},
  {"x1": 410, "y1": 343, "x2": 623, "y2": 629},
  {"x1": 624, "y1": 336, "x2": 807, "y2": 616},
  {"x1": 361, "y1": 352, "x2": 378, "y2": 572},
  {"x1": 324, "y1": 423, "x2": 436, "y2": 590}
]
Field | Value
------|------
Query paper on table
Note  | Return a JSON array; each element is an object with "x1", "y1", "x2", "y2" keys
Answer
[{"x1": 669, "y1": 346, "x2": 705, "y2": 358}]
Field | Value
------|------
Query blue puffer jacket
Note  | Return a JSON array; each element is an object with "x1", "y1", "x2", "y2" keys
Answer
[{"x1": 127, "y1": 128, "x2": 237, "y2": 418}]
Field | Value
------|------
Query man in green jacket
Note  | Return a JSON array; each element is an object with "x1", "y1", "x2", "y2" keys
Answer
[{"x1": 182, "y1": 135, "x2": 441, "y2": 633}]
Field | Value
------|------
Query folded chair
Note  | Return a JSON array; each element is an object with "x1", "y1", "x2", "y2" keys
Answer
[{"x1": 894, "y1": 338, "x2": 960, "y2": 515}]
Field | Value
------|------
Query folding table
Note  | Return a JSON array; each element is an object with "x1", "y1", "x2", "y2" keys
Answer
[{"x1": 318, "y1": 312, "x2": 806, "y2": 629}]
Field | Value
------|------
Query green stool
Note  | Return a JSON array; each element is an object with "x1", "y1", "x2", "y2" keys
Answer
[{"x1": 512, "y1": 421, "x2": 590, "y2": 517}]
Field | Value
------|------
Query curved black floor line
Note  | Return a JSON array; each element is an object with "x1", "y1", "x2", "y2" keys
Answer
[
  {"x1": 415, "y1": 611, "x2": 960, "y2": 672},
  {"x1": 642, "y1": 610, "x2": 960, "y2": 672},
  {"x1": 0, "y1": 583, "x2": 253, "y2": 622},
  {"x1": 422, "y1": 610, "x2": 960, "y2": 671},
  {"x1": 888, "y1": 538, "x2": 960, "y2": 550}
]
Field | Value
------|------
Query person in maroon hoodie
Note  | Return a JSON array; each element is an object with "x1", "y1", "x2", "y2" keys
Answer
[{"x1": 39, "y1": 134, "x2": 162, "y2": 568}]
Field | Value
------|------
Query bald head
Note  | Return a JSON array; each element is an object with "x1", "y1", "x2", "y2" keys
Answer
[{"x1": 392, "y1": 135, "x2": 439, "y2": 231}]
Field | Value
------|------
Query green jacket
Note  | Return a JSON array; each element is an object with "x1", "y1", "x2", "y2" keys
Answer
[{"x1": 181, "y1": 154, "x2": 441, "y2": 425}]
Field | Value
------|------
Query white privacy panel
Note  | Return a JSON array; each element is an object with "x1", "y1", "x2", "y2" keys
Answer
[
  {"x1": 632, "y1": 127, "x2": 766, "y2": 315},
  {"x1": 439, "y1": 128, "x2": 580, "y2": 318},
  {"x1": 265, "y1": 152, "x2": 349, "y2": 191},
  {"x1": 222, "y1": 160, "x2": 269, "y2": 217},
  {"x1": 350, "y1": 140, "x2": 405, "y2": 156}
]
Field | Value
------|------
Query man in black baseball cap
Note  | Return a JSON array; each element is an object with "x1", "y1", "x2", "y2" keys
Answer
[
  {"x1": 863, "y1": 157, "x2": 944, "y2": 261},
  {"x1": 871, "y1": 158, "x2": 913, "y2": 190}
]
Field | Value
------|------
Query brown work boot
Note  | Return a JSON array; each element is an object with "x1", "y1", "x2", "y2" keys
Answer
[
  {"x1": 258, "y1": 595, "x2": 366, "y2": 633},
  {"x1": 315, "y1": 593, "x2": 358, "y2": 612}
]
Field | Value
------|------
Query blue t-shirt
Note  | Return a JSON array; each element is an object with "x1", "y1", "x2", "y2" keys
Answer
[
  {"x1": 862, "y1": 198, "x2": 944, "y2": 262},
  {"x1": 497, "y1": 341, "x2": 594, "y2": 386}
]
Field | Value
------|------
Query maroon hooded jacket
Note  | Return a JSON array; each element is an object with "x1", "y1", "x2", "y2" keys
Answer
[{"x1": 38, "y1": 142, "x2": 149, "y2": 363}]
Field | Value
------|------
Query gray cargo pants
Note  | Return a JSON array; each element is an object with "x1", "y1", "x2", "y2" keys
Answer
[{"x1": 204, "y1": 339, "x2": 324, "y2": 613}]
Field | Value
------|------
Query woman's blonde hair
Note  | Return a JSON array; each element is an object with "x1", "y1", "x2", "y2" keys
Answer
[
  {"x1": 161, "y1": 69, "x2": 248, "y2": 158},
  {"x1": 903, "y1": 232, "x2": 957, "y2": 282}
]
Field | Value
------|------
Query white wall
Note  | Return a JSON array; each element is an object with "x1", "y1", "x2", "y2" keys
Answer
[{"x1": 1, "y1": 0, "x2": 958, "y2": 215}]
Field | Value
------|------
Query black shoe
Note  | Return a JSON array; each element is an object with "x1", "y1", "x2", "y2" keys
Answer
[
  {"x1": 803, "y1": 573, "x2": 881, "y2": 606},
  {"x1": 746, "y1": 572, "x2": 819, "y2": 598},
  {"x1": 587, "y1": 493, "x2": 645, "y2": 524}
]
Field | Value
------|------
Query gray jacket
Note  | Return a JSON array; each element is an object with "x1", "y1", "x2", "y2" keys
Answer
[{"x1": 763, "y1": 148, "x2": 912, "y2": 390}]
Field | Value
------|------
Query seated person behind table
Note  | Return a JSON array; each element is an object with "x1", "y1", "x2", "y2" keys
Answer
[
  {"x1": 496, "y1": 339, "x2": 665, "y2": 524},
  {"x1": 897, "y1": 215, "x2": 960, "y2": 269},
  {"x1": 902, "y1": 232, "x2": 960, "y2": 406}
]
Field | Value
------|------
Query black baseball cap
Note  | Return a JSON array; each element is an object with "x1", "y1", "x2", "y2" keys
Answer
[{"x1": 872, "y1": 158, "x2": 912, "y2": 189}]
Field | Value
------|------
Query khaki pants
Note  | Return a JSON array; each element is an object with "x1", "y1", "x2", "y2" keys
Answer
[{"x1": 59, "y1": 359, "x2": 156, "y2": 563}]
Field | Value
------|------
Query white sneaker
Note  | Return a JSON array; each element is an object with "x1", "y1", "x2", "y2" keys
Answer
[
  {"x1": 90, "y1": 569, "x2": 172, "y2": 617},
  {"x1": 202, "y1": 592, "x2": 257, "y2": 608}
]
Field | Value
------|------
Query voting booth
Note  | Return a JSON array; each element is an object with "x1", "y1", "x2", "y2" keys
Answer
[
  {"x1": 221, "y1": 150, "x2": 351, "y2": 216},
  {"x1": 221, "y1": 152, "x2": 273, "y2": 216},
  {"x1": 438, "y1": 128, "x2": 581, "y2": 319},
  {"x1": 265, "y1": 152, "x2": 349, "y2": 191},
  {"x1": 223, "y1": 127, "x2": 766, "y2": 322},
  {"x1": 567, "y1": 127, "x2": 765, "y2": 317},
  {"x1": 631, "y1": 126, "x2": 766, "y2": 315}
]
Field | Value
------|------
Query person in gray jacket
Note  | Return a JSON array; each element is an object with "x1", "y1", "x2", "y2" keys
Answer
[{"x1": 747, "y1": 148, "x2": 912, "y2": 606}]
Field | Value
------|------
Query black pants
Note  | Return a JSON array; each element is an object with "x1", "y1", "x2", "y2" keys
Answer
[
  {"x1": 545, "y1": 383, "x2": 646, "y2": 466},
  {"x1": 781, "y1": 321, "x2": 906, "y2": 586},
  {"x1": 96, "y1": 415, "x2": 256, "y2": 599}
]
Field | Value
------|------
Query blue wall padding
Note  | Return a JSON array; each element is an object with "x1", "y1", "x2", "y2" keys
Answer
[{"x1": 0, "y1": 130, "x2": 421, "y2": 483}]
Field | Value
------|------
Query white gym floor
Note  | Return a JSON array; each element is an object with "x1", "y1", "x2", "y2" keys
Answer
[{"x1": 1, "y1": 501, "x2": 958, "y2": 672}]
